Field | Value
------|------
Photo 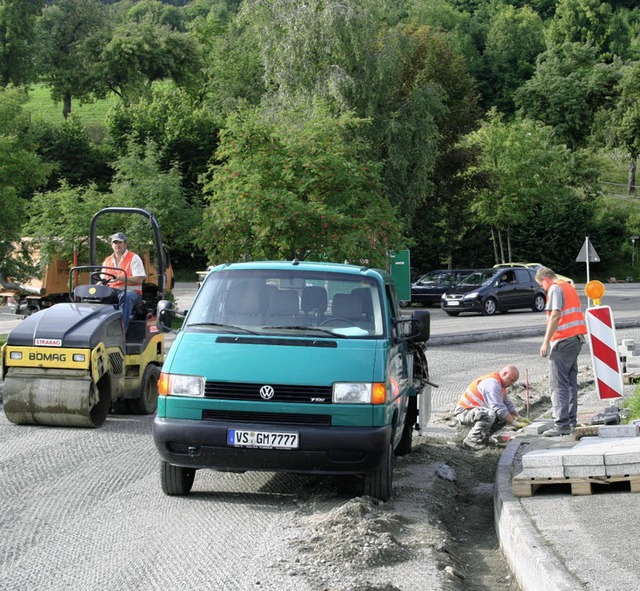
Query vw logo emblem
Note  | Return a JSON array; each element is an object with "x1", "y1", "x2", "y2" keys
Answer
[{"x1": 259, "y1": 385, "x2": 275, "y2": 400}]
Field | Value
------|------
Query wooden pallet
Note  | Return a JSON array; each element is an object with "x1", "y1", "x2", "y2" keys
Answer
[
  {"x1": 512, "y1": 473, "x2": 640, "y2": 497},
  {"x1": 623, "y1": 372, "x2": 640, "y2": 384}
]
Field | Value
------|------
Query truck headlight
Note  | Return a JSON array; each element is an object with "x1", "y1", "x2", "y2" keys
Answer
[
  {"x1": 158, "y1": 373, "x2": 205, "y2": 397},
  {"x1": 333, "y1": 382, "x2": 386, "y2": 404}
]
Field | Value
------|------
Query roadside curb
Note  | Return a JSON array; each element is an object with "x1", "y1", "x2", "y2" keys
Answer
[
  {"x1": 429, "y1": 318, "x2": 640, "y2": 347},
  {"x1": 429, "y1": 327, "x2": 545, "y2": 347},
  {"x1": 494, "y1": 439, "x2": 585, "y2": 591}
]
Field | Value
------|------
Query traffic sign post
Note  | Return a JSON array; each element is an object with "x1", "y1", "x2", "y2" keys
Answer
[
  {"x1": 576, "y1": 236, "x2": 600, "y2": 303},
  {"x1": 584, "y1": 281, "x2": 623, "y2": 400}
]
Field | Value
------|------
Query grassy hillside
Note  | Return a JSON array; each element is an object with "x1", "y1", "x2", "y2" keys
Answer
[{"x1": 26, "y1": 84, "x2": 115, "y2": 139}]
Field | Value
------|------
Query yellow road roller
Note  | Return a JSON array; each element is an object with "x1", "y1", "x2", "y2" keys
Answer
[{"x1": 1, "y1": 207, "x2": 168, "y2": 428}]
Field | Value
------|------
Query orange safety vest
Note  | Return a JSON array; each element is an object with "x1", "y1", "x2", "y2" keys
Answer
[
  {"x1": 102, "y1": 251, "x2": 142, "y2": 294},
  {"x1": 457, "y1": 372, "x2": 505, "y2": 410},
  {"x1": 549, "y1": 280, "x2": 587, "y2": 341}
]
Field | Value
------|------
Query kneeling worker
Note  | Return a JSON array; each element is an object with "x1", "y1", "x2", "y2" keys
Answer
[{"x1": 454, "y1": 365, "x2": 528, "y2": 450}]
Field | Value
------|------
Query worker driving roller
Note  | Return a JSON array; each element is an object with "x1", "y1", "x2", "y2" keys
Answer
[{"x1": 101, "y1": 232, "x2": 146, "y2": 332}]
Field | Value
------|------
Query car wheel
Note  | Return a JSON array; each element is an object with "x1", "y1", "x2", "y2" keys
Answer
[
  {"x1": 444, "y1": 311, "x2": 460, "y2": 317},
  {"x1": 482, "y1": 298, "x2": 497, "y2": 316},
  {"x1": 161, "y1": 461, "x2": 196, "y2": 496},
  {"x1": 532, "y1": 293, "x2": 546, "y2": 312}
]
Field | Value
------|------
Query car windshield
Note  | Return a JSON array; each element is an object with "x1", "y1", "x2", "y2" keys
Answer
[
  {"x1": 415, "y1": 271, "x2": 453, "y2": 285},
  {"x1": 186, "y1": 268, "x2": 385, "y2": 338},
  {"x1": 458, "y1": 270, "x2": 495, "y2": 287}
]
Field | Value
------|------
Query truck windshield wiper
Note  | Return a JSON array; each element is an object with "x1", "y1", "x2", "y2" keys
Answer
[
  {"x1": 187, "y1": 322, "x2": 258, "y2": 335},
  {"x1": 261, "y1": 325, "x2": 346, "y2": 338}
]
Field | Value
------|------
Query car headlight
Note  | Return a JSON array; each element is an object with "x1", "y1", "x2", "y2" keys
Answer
[
  {"x1": 463, "y1": 291, "x2": 479, "y2": 299},
  {"x1": 441, "y1": 293, "x2": 447, "y2": 300},
  {"x1": 333, "y1": 382, "x2": 386, "y2": 404},
  {"x1": 158, "y1": 373, "x2": 205, "y2": 397}
]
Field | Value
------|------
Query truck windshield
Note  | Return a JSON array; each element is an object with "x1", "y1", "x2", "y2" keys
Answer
[{"x1": 186, "y1": 269, "x2": 384, "y2": 338}]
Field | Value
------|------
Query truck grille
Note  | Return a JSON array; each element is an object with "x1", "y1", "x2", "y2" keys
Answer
[
  {"x1": 202, "y1": 409, "x2": 331, "y2": 425},
  {"x1": 204, "y1": 381, "x2": 333, "y2": 403}
]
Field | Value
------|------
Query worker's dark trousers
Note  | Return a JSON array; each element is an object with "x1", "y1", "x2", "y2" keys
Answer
[
  {"x1": 549, "y1": 335, "x2": 583, "y2": 430},
  {"x1": 455, "y1": 407, "x2": 500, "y2": 445}
]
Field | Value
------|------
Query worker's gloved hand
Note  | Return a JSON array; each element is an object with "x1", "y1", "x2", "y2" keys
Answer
[
  {"x1": 512, "y1": 420, "x2": 528, "y2": 430},
  {"x1": 517, "y1": 417, "x2": 532, "y2": 425}
]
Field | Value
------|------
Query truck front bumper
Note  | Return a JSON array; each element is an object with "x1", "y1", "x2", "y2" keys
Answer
[{"x1": 153, "y1": 417, "x2": 392, "y2": 475}]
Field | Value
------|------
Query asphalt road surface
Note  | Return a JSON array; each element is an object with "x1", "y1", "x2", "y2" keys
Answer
[{"x1": 1, "y1": 281, "x2": 638, "y2": 591}]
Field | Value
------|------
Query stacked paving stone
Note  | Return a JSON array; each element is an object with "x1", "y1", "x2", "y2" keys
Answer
[
  {"x1": 619, "y1": 339, "x2": 640, "y2": 375},
  {"x1": 514, "y1": 423, "x2": 640, "y2": 494}
]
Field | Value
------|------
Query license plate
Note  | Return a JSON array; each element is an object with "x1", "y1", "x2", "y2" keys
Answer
[
  {"x1": 448, "y1": 300, "x2": 460, "y2": 306},
  {"x1": 227, "y1": 429, "x2": 299, "y2": 449}
]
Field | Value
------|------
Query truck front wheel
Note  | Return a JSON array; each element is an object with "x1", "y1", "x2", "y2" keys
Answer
[
  {"x1": 395, "y1": 398, "x2": 417, "y2": 457},
  {"x1": 161, "y1": 461, "x2": 195, "y2": 496},
  {"x1": 362, "y1": 442, "x2": 393, "y2": 501}
]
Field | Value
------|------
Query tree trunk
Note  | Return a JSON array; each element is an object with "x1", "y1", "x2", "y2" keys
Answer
[
  {"x1": 491, "y1": 227, "x2": 499, "y2": 264},
  {"x1": 63, "y1": 92, "x2": 72, "y2": 118},
  {"x1": 497, "y1": 228, "x2": 505, "y2": 263},
  {"x1": 629, "y1": 157, "x2": 637, "y2": 197},
  {"x1": 507, "y1": 227, "x2": 512, "y2": 262}
]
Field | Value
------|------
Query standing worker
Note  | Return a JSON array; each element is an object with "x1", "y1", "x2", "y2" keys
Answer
[
  {"x1": 102, "y1": 232, "x2": 146, "y2": 333},
  {"x1": 454, "y1": 365, "x2": 527, "y2": 450},
  {"x1": 535, "y1": 266, "x2": 587, "y2": 437}
]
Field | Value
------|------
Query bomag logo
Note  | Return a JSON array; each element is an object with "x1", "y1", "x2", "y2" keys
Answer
[{"x1": 29, "y1": 352, "x2": 67, "y2": 362}]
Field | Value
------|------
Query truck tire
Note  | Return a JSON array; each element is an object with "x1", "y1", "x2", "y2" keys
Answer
[
  {"x1": 362, "y1": 441, "x2": 393, "y2": 501},
  {"x1": 395, "y1": 399, "x2": 417, "y2": 457},
  {"x1": 129, "y1": 364, "x2": 160, "y2": 415},
  {"x1": 161, "y1": 461, "x2": 195, "y2": 496}
]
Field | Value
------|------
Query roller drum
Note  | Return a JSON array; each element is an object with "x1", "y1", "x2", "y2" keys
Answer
[{"x1": 2, "y1": 368, "x2": 109, "y2": 428}]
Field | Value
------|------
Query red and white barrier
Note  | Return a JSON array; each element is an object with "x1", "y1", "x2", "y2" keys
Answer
[{"x1": 585, "y1": 306, "x2": 623, "y2": 399}]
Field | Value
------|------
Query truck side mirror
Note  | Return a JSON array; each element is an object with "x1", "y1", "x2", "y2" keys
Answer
[{"x1": 410, "y1": 310, "x2": 430, "y2": 342}]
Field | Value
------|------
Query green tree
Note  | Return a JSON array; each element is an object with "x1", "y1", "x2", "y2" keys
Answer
[
  {"x1": 100, "y1": 19, "x2": 202, "y2": 103},
  {"x1": 462, "y1": 111, "x2": 579, "y2": 263},
  {"x1": 404, "y1": 24, "x2": 484, "y2": 271},
  {"x1": 107, "y1": 84, "x2": 220, "y2": 193},
  {"x1": 0, "y1": 0, "x2": 44, "y2": 87},
  {"x1": 243, "y1": 0, "x2": 473, "y2": 227},
  {"x1": 594, "y1": 61, "x2": 640, "y2": 195},
  {"x1": 197, "y1": 102, "x2": 403, "y2": 266},
  {"x1": 108, "y1": 141, "x2": 196, "y2": 251},
  {"x1": 128, "y1": 0, "x2": 186, "y2": 31},
  {"x1": 190, "y1": 5, "x2": 264, "y2": 114},
  {"x1": 23, "y1": 182, "x2": 109, "y2": 264},
  {"x1": 0, "y1": 87, "x2": 52, "y2": 279},
  {"x1": 37, "y1": 0, "x2": 109, "y2": 118},
  {"x1": 483, "y1": 5, "x2": 545, "y2": 114},
  {"x1": 23, "y1": 142, "x2": 195, "y2": 263},
  {"x1": 32, "y1": 116, "x2": 114, "y2": 191},
  {"x1": 548, "y1": 0, "x2": 631, "y2": 59},
  {"x1": 515, "y1": 42, "x2": 622, "y2": 148}
]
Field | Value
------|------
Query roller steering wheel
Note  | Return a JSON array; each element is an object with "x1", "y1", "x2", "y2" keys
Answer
[{"x1": 91, "y1": 271, "x2": 118, "y2": 286}]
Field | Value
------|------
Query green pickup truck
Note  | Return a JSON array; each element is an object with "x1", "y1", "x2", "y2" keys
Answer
[{"x1": 153, "y1": 260, "x2": 432, "y2": 501}]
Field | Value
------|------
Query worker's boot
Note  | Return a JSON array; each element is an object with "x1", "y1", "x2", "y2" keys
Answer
[{"x1": 463, "y1": 437, "x2": 487, "y2": 451}]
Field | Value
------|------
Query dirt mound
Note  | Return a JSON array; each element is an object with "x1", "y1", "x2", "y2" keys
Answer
[{"x1": 297, "y1": 497, "x2": 413, "y2": 569}]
